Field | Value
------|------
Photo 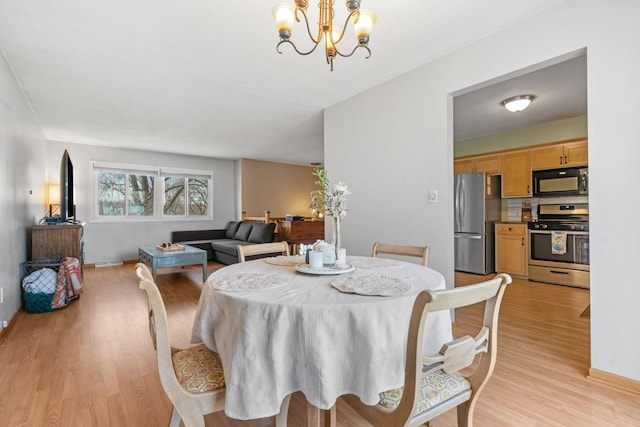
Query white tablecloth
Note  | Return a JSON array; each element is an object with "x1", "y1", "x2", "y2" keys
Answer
[{"x1": 191, "y1": 256, "x2": 452, "y2": 420}]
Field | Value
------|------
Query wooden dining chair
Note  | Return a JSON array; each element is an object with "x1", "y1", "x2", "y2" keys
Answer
[
  {"x1": 343, "y1": 273, "x2": 512, "y2": 427},
  {"x1": 237, "y1": 241, "x2": 290, "y2": 262},
  {"x1": 371, "y1": 242, "x2": 430, "y2": 266},
  {"x1": 134, "y1": 263, "x2": 291, "y2": 427}
]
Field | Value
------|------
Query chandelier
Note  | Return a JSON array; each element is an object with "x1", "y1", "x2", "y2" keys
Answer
[{"x1": 272, "y1": 0, "x2": 377, "y2": 71}]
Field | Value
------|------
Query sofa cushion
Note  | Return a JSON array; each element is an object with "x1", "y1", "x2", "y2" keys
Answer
[
  {"x1": 225, "y1": 221, "x2": 241, "y2": 239},
  {"x1": 234, "y1": 223, "x2": 254, "y2": 241},
  {"x1": 211, "y1": 240, "x2": 253, "y2": 257},
  {"x1": 248, "y1": 222, "x2": 276, "y2": 243}
]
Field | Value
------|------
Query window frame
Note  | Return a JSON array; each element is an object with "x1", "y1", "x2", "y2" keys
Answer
[{"x1": 91, "y1": 161, "x2": 214, "y2": 223}]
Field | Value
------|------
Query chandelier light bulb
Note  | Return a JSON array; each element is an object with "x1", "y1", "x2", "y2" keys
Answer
[{"x1": 502, "y1": 95, "x2": 535, "y2": 112}]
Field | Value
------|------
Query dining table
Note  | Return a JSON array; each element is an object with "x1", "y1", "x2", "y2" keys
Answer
[{"x1": 191, "y1": 255, "x2": 453, "y2": 426}]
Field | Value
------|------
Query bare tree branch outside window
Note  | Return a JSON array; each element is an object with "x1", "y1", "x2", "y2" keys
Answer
[{"x1": 95, "y1": 165, "x2": 210, "y2": 219}]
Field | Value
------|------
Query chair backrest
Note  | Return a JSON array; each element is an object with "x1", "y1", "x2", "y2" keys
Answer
[
  {"x1": 237, "y1": 241, "x2": 290, "y2": 262},
  {"x1": 397, "y1": 273, "x2": 512, "y2": 425},
  {"x1": 371, "y1": 242, "x2": 430, "y2": 266},
  {"x1": 242, "y1": 210, "x2": 271, "y2": 224},
  {"x1": 134, "y1": 263, "x2": 184, "y2": 399}
]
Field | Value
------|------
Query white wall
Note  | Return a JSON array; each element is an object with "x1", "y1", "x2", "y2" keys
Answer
[
  {"x1": 0, "y1": 50, "x2": 47, "y2": 328},
  {"x1": 325, "y1": 0, "x2": 640, "y2": 382},
  {"x1": 46, "y1": 141, "x2": 238, "y2": 264}
]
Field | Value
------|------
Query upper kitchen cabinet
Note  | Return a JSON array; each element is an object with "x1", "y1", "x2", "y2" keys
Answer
[
  {"x1": 530, "y1": 139, "x2": 588, "y2": 170},
  {"x1": 454, "y1": 154, "x2": 502, "y2": 175},
  {"x1": 502, "y1": 151, "x2": 531, "y2": 197}
]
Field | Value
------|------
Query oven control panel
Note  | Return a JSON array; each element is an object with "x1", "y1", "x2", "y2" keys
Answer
[{"x1": 528, "y1": 222, "x2": 589, "y2": 231}]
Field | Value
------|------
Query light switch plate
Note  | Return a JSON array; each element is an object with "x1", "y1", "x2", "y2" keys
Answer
[{"x1": 429, "y1": 190, "x2": 438, "y2": 203}]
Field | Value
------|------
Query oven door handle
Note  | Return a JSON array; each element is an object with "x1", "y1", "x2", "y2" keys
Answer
[{"x1": 529, "y1": 230, "x2": 589, "y2": 235}]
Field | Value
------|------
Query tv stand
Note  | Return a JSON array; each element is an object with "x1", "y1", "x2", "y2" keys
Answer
[{"x1": 31, "y1": 223, "x2": 84, "y2": 264}]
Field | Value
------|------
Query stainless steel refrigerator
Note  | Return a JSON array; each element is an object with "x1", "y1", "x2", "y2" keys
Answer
[{"x1": 454, "y1": 172, "x2": 501, "y2": 274}]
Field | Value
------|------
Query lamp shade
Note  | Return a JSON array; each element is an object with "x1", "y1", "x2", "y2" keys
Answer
[
  {"x1": 273, "y1": 3, "x2": 295, "y2": 32},
  {"x1": 502, "y1": 95, "x2": 535, "y2": 112},
  {"x1": 353, "y1": 9, "x2": 377, "y2": 38},
  {"x1": 48, "y1": 184, "x2": 60, "y2": 204}
]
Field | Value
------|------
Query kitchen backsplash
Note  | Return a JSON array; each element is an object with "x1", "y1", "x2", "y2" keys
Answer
[{"x1": 504, "y1": 196, "x2": 589, "y2": 222}]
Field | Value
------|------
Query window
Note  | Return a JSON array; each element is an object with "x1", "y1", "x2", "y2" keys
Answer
[
  {"x1": 162, "y1": 174, "x2": 209, "y2": 216},
  {"x1": 93, "y1": 162, "x2": 212, "y2": 221}
]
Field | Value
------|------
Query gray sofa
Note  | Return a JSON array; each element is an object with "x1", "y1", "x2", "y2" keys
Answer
[{"x1": 172, "y1": 221, "x2": 280, "y2": 265}]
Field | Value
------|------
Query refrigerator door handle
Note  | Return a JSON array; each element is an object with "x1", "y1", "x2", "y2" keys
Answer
[
  {"x1": 459, "y1": 175, "x2": 466, "y2": 229},
  {"x1": 454, "y1": 234, "x2": 483, "y2": 239},
  {"x1": 454, "y1": 176, "x2": 460, "y2": 230}
]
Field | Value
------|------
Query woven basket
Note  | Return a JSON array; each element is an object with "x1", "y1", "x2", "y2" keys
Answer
[
  {"x1": 24, "y1": 292, "x2": 54, "y2": 313},
  {"x1": 21, "y1": 256, "x2": 62, "y2": 314}
]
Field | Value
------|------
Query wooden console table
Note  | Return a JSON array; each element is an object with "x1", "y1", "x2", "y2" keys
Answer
[
  {"x1": 31, "y1": 223, "x2": 83, "y2": 262},
  {"x1": 277, "y1": 220, "x2": 325, "y2": 253}
]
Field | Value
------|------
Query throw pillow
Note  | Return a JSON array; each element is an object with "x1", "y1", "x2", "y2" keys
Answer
[
  {"x1": 234, "y1": 223, "x2": 254, "y2": 241},
  {"x1": 248, "y1": 222, "x2": 276, "y2": 243},
  {"x1": 225, "y1": 221, "x2": 241, "y2": 239}
]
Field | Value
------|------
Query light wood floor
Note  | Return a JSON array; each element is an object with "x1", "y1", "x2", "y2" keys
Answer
[{"x1": 1, "y1": 263, "x2": 639, "y2": 426}]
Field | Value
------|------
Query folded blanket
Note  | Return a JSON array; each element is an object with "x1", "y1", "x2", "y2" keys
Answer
[
  {"x1": 63, "y1": 257, "x2": 84, "y2": 292},
  {"x1": 51, "y1": 257, "x2": 83, "y2": 309},
  {"x1": 551, "y1": 230, "x2": 567, "y2": 255},
  {"x1": 22, "y1": 268, "x2": 57, "y2": 294}
]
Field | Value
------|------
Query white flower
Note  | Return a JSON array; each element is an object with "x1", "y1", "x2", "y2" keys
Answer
[
  {"x1": 334, "y1": 182, "x2": 350, "y2": 195},
  {"x1": 312, "y1": 168, "x2": 350, "y2": 218},
  {"x1": 326, "y1": 183, "x2": 349, "y2": 217}
]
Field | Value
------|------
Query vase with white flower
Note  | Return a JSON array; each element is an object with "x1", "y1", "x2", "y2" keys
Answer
[{"x1": 313, "y1": 167, "x2": 350, "y2": 263}]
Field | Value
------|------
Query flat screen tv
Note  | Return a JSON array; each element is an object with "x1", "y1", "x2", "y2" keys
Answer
[{"x1": 59, "y1": 150, "x2": 74, "y2": 222}]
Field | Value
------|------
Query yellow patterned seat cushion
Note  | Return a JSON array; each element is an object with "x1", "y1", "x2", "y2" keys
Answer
[
  {"x1": 378, "y1": 369, "x2": 470, "y2": 415},
  {"x1": 172, "y1": 343, "x2": 226, "y2": 393}
]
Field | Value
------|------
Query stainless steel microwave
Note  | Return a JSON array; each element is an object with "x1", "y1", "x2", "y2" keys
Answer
[{"x1": 532, "y1": 167, "x2": 588, "y2": 197}]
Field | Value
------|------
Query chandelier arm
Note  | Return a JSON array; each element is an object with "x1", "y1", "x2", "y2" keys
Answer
[
  {"x1": 297, "y1": 8, "x2": 322, "y2": 44},
  {"x1": 333, "y1": 9, "x2": 358, "y2": 46},
  {"x1": 334, "y1": 44, "x2": 372, "y2": 59},
  {"x1": 276, "y1": 39, "x2": 320, "y2": 56}
]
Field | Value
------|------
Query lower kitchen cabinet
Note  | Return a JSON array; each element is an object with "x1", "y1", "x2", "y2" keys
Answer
[{"x1": 495, "y1": 223, "x2": 528, "y2": 277}]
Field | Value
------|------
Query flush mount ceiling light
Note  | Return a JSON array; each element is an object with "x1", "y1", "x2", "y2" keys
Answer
[
  {"x1": 272, "y1": 0, "x2": 377, "y2": 71},
  {"x1": 501, "y1": 95, "x2": 535, "y2": 112}
]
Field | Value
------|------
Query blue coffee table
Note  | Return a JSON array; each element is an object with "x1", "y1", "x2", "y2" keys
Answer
[{"x1": 138, "y1": 245, "x2": 207, "y2": 281}]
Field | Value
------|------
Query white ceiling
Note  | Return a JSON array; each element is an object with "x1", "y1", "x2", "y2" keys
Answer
[
  {"x1": 453, "y1": 54, "x2": 587, "y2": 141},
  {"x1": 0, "y1": 0, "x2": 584, "y2": 166}
]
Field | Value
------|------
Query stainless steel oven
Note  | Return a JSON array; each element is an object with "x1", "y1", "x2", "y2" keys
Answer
[{"x1": 528, "y1": 204, "x2": 590, "y2": 289}]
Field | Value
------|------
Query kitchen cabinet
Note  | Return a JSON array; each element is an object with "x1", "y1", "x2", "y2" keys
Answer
[
  {"x1": 495, "y1": 223, "x2": 528, "y2": 277},
  {"x1": 454, "y1": 155, "x2": 502, "y2": 175},
  {"x1": 454, "y1": 159, "x2": 474, "y2": 175},
  {"x1": 501, "y1": 151, "x2": 531, "y2": 197},
  {"x1": 530, "y1": 139, "x2": 588, "y2": 170}
]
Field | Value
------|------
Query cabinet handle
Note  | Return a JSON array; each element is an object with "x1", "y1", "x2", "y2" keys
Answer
[
  {"x1": 564, "y1": 155, "x2": 568, "y2": 164},
  {"x1": 560, "y1": 155, "x2": 563, "y2": 165},
  {"x1": 527, "y1": 185, "x2": 530, "y2": 194},
  {"x1": 521, "y1": 237, "x2": 525, "y2": 246}
]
